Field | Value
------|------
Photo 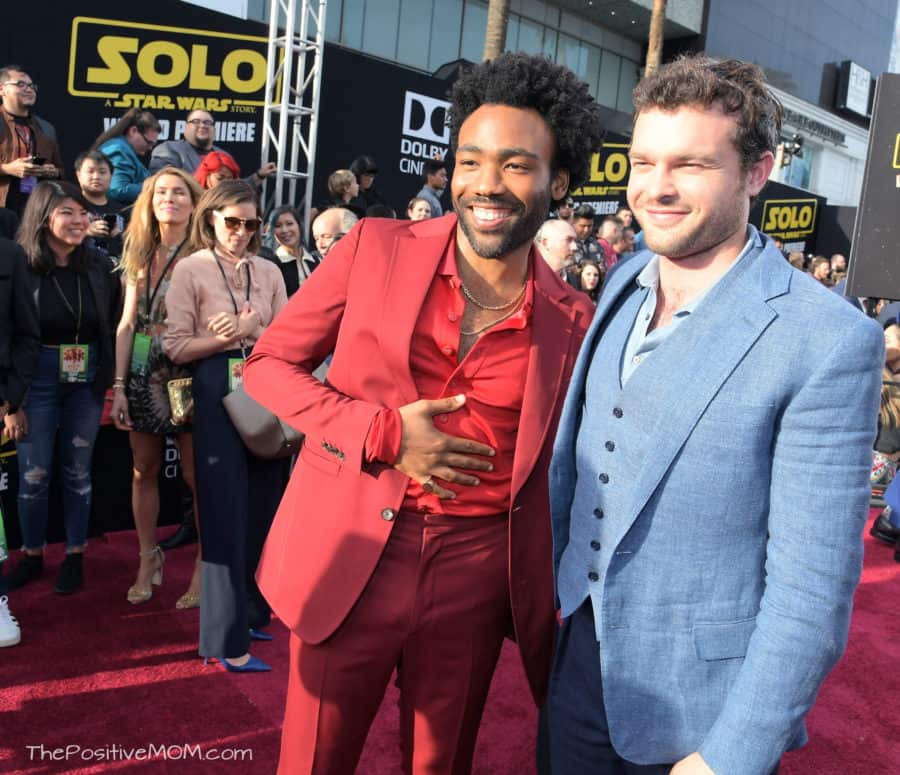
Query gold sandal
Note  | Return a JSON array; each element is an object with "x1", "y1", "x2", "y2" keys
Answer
[
  {"x1": 175, "y1": 590, "x2": 200, "y2": 609},
  {"x1": 126, "y1": 546, "x2": 164, "y2": 605}
]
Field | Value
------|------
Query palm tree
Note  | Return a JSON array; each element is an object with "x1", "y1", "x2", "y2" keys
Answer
[
  {"x1": 483, "y1": 0, "x2": 510, "y2": 61},
  {"x1": 645, "y1": 0, "x2": 667, "y2": 76}
]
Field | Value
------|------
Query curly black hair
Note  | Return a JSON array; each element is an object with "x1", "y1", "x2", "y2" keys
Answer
[{"x1": 448, "y1": 52, "x2": 605, "y2": 199}]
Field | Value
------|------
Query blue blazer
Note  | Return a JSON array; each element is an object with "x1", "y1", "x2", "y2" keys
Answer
[{"x1": 549, "y1": 235, "x2": 884, "y2": 774}]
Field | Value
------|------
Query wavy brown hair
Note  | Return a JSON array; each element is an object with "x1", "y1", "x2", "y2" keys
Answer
[
  {"x1": 633, "y1": 55, "x2": 783, "y2": 174},
  {"x1": 190, "y1": 179, "x2": 262, "y2": 255},
  {"x1": 119, "y1": 167, "x2": 203, "y2": 280}
]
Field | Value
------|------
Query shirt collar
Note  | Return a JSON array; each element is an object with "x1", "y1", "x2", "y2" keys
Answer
[
  {"x1": 635, "y1": 225, "x2": 761, "y2": 314},
  {"x1": 439, "y1": 233, "x2": 534, "y2": 326}
]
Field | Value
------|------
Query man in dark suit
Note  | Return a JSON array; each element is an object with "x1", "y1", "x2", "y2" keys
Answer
[{"x1": 244, "y1": 53, "x2": 604, "y2": 774}]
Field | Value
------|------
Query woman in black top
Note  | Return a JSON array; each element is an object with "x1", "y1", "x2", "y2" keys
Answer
[
  {"x1": 259, "y1": 206, "x2": 319, "y2": 297},
  {"x1": 4, "y1": 181, "x2": 118, "y2": 594}
]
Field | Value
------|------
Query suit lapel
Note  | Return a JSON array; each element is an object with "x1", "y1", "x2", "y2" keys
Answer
[
  {"x1": 553, "y1": 253, "x2": 650, "y2": 466},
  {"x1": 609, "y1": 247, "x2": 779, "y2": 549},
  {"x1": 510, "y1": 269, "x2": 576, "y2": 501},
  {"x1": 378, "y1": 218, "x2": 454, "y2": 404}
]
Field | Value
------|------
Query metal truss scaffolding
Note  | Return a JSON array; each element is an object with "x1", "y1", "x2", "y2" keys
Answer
[{"x1": 260, "y1": 0, "x2": 328, "y2": 235}]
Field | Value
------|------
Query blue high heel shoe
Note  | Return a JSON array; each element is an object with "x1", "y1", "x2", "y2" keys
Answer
[
  {"x1": 204, "y1": 655, "x2": 271, "y2": 673},
  {"x1": 249, "y1": 628, "x2": 273, "y2": 641}
]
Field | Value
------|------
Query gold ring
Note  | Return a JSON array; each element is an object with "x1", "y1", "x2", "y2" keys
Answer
[{"x1": 422, "y1": 477, "x2": 436, "y2": 494}]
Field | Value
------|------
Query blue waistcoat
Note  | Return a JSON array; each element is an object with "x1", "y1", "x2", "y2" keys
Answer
[{"x1": 557, "y1": 282, "x2": 646, "y2": 637}]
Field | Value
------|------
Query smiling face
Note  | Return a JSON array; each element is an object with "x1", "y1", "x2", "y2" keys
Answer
[
  {"x1": 274, "y1": 212, "x2": 301, "y2": 249},
  {"x1": 47, "y1": 197, "x2": 89, "y2": 253},
  {"x1": 452, "y1": 104, "x2": 568, "y2": 261},
  {"x1": 76, "y1": 159, "x2": 112, "y2": 197},
  {"x1": 627, "y1": 105, "x2": 772, "y2": 263},
  {"x1": 153, "y1": 173, "x2": 194, "y2": 227},
  {"x1": 185, "y1": 110, "x2": 215, "y2": 149},
  {"x1": 1, "y1": 70, "x2": 37, "y2": 114},
  {"x1": 211, "y1": 202, "x2": 257, "y2": 257}
]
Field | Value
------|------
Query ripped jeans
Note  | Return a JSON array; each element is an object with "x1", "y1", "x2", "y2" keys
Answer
[{"x1": 16, "y1": 346, "x2": 104, "y2": 551}]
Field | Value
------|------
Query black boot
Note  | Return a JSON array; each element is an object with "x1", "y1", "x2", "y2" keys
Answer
[
  {"x1": 55, "y1": 553, "x2": 83, "y2": 595},
  {"x1": 6, "y1": 553, "x2": 43, "y2": 590},
  {"x1": 159, "y1": 489, "x2": 197, "y2": 550},
  {"x1": 870, "y1": 508, "x2": 900, "y2": 545},
  {"x1": 895, "y1": 536, "x2": 900, "y2": 563}
]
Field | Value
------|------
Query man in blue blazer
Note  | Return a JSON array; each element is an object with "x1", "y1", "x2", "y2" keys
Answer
[{"x1": 544, "y1": 56, "x2": 884, "y2": 775}]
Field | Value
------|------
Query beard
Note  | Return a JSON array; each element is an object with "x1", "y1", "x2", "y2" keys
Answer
[
  {"x1": 638, "y1": 189, "x2": 748, "y2": 261},
  {"x1": 455, "y1": 190, "x2": 550, "y2": 260}
]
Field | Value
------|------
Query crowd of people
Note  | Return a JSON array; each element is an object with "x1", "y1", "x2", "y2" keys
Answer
[{"x1": 0, "y1": 50, "x2": 896, "y2": 775}]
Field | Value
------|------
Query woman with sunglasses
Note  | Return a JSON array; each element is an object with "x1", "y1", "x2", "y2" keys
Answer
[
  {"x1": 91, "y1": 108, "x2": 161, "y2": 205},
  {"x1": 3, "y1": 181, "x2": 119, "y2": 594},
  {"x1": 110, "y1": 167, "x2": 204, "y2": 607},
  {"x1": 163, "y1": 180, "x2": 287, "y2": 672}
]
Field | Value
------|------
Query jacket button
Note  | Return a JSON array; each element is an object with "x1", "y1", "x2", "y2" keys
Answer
[
  {"x1": 381, "y1": 508, "x2": 396, "y2": 521},
  {"x1": 593, "y1": 508, "x2": 604, "y2": 519},
  {"x1": 588, "y1": 571, "x2": 600, "y2": 582},
  {"x1": 590, "y1": 540, "x2": 602, "y2": 551},
  {"x1": 605, "y1": 440, "x2": 615, "y2": 452},
  {"x1": 613, "y1": 407, "x2": 623, "y2": 418},
  {"x1": 599, "y1": 473, "x2": 609, "y2": 484}
]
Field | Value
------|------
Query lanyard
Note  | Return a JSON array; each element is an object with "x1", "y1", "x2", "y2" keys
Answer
[
  {"x1": 50, "y1": 271, "x2": 83, "y2": 344},
  {"x1": 144, "y1": 238, "x2": 187, "y2": 322},
  {"x1": 212, "y1": 249, "x2": 251, "y2": 353}
]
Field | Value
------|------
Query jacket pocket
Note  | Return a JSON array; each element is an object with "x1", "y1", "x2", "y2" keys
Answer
[
  {"x1": 693, "y1": 617, "x2": 757, "y2": 661},
  {"x1": 298, "y1": 439, "x2": 341, "y2": 476}
]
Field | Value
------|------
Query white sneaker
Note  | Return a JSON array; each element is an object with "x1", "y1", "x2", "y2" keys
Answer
[{"x1": 0, "y1": 595, "x2": 21, "y2": 647}]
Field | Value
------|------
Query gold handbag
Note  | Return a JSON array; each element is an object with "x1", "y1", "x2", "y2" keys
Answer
[{"x1": 167, "y1": 377, "x2": 194, "y2": 425}]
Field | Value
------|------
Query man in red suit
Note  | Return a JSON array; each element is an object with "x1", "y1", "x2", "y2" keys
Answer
[{"x1": 244, "y1": 52, "x2": 604, "y2": 774}]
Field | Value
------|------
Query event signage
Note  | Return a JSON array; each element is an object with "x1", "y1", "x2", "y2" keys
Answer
[
  {"x1": 749, "y1": 181, "x2": 825, "y2": 254},
  {"x1": 835, "y1": 60, "x2": 873, "y2": 119},
  {"x1": 3, "y1": 0, "x2": 274, "y2": 181},
  {"x1": 847, "y1": 73, "x2": 900, "y2": 299},
  {"x1": 570, "y1": 135, "x2": 631, "y2": 214}
]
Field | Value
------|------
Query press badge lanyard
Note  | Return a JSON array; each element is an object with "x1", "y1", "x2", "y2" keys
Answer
[
  {"x1": 51, "y1": 272, "x2": 82, "y2": 343},
  {"x1": 145, "y1": 239, "x2": 187, "y2": 324},
  {"x1": 131, "y1": 239, "x2": 187, "y2": 376},
  {"x1": 212, "y1": 249, "x2": 251, "y2": 393},
  {"x1": 51, "y1": 271, "x2": 90, "y2": 384}
]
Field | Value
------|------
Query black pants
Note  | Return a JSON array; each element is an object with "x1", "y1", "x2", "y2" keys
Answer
[
  {"x1": 192, "y1": 351, "x2": 285, "y2": 659},
  {"x1": 539, "y1": 599, "x2": 779, "y2": 775}
]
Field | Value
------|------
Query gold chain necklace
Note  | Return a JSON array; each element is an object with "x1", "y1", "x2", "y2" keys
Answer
[
  {"x1": 460, "y1": 277, "x2": 527, "y2": 310},
  {"x1": 459, "y1": 291, "x2": 526, "y2": 336}
]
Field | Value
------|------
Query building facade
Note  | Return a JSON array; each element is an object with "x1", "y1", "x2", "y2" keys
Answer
[{"x1": 189, "y1": 0, "x2": 896, "y2": 208}]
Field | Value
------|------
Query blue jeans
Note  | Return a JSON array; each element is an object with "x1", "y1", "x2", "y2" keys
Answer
[{"x1": 16, "y1": 346, "x2": 104, "y2": 551}]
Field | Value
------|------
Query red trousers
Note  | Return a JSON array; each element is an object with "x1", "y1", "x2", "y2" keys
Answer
[{"x1": 277, "y1": 510, "x2": 512, "y2": 774}]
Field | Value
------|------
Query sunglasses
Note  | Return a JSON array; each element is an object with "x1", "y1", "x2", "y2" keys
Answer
[{"x1": 214, "y1": 211, "x2": 260, "y2": 233}]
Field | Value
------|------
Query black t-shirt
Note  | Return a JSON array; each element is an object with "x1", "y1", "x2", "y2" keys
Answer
[
  {"x1": 39, "y1": 265, "x2": 101, "y2": 345},
  {"x1": 85, "y1": 198, "x2": 126, "y2": 262}
]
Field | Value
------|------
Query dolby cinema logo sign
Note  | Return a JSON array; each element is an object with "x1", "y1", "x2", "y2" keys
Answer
[{"x1": 398, "y1": 90, "x2": 450, "y2": 176}]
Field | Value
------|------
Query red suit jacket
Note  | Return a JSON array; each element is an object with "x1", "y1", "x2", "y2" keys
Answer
[{"x1": 244, "y1": 213, "x2": 594, "y2": 702}]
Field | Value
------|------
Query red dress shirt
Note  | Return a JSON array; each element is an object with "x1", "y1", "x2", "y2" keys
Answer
[{"x1": 365, "y1": 237, "x2": 533, "y2": 516}]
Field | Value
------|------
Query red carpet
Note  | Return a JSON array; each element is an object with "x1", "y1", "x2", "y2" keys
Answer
[{"x1": 1, "y1": 513, "x2": 897, "y2": 774}]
